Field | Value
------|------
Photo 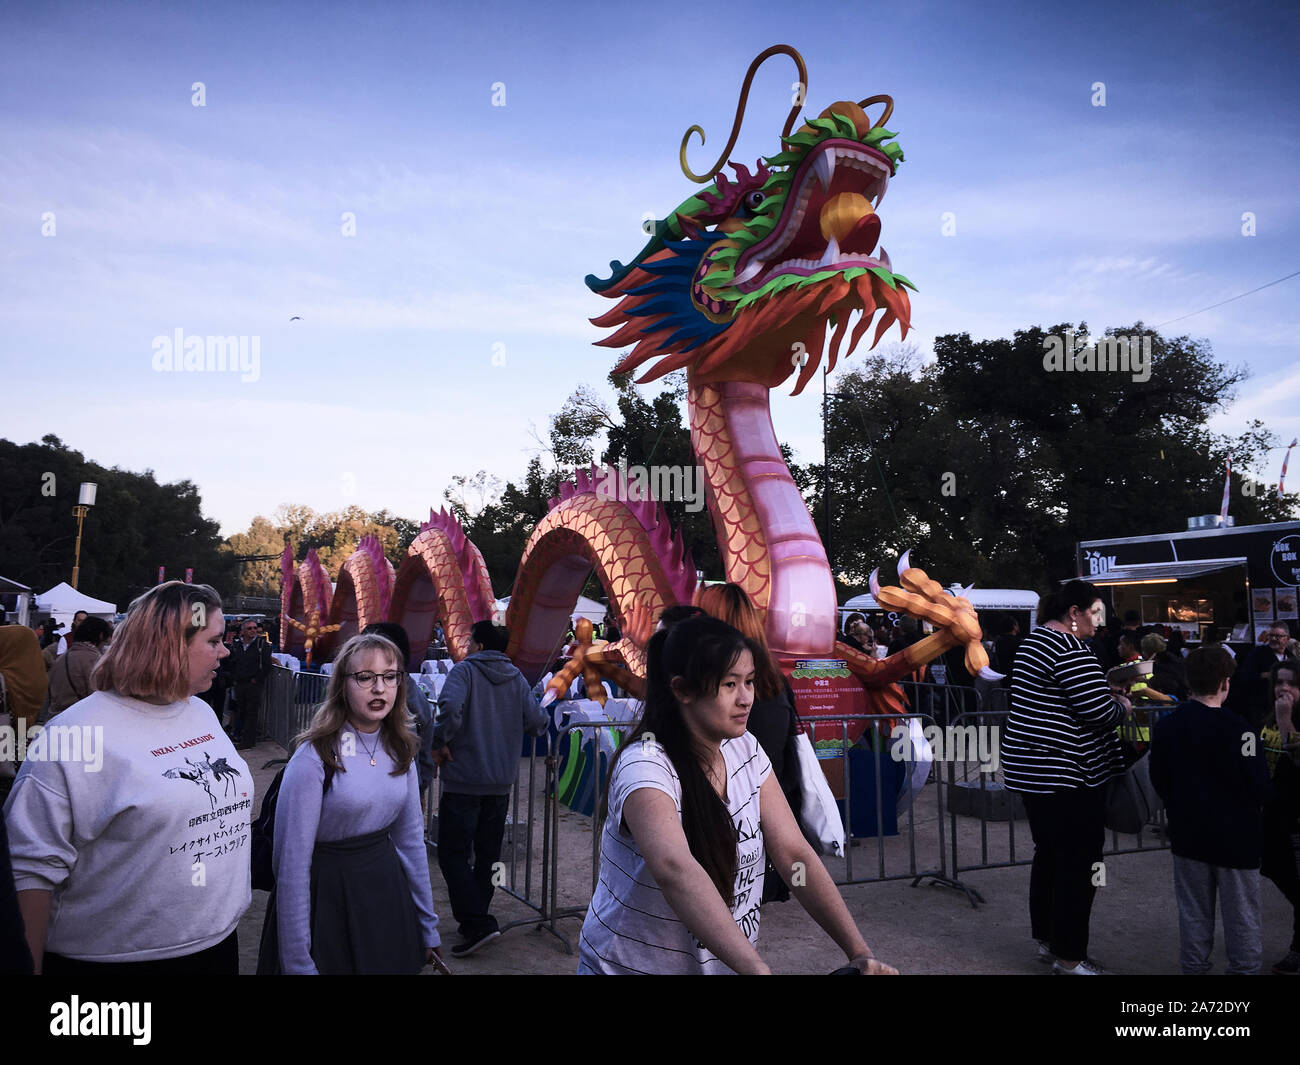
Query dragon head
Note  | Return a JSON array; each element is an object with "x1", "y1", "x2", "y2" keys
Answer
[{"x1": 588, "y1": 70, "x2": 914, "y2": 396}]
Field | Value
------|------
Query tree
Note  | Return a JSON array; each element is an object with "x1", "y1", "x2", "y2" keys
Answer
[
  {"x1": 445, "y1": 457, "x2": 560, "y2": 596},
  {"x1": 224, "y1": 506, "x2": 424, "y2": 596},
  {"x1": 0, "y1": 435, "x2": 238, "y2": 607},
  {"x1": 804, "y1": 326, "x2": 1296, "y2": 592}
]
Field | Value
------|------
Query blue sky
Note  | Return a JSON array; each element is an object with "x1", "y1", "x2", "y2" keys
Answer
[{"x1": 2, "y1": 0, "x2": 1297, "y2": 540}]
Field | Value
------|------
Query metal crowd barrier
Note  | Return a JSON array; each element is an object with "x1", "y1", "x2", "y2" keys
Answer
[
  {"x1": 261, "y1": 666, "x2": 329, "y2": 767},
  {"x1": 540, "y1": 718, "x2": 638, "y2": 952},
  {"x1": 521, "y1": 681, "x2": 1174, "y2": 937},
  {"x1": 537, "y1": 710, "x2": 966, "y2": 953},
  {"x1": 257, "y1": 666, "x2": 1174, "y2": 943},
  {"x1": 939, "y1": 701, "x2": 1172, "y2": 907},
  {"x1": 424, "y1": 734, "x2": 549, "y2": 935},
  {"x1": 801, "y1": 711, "x2": 963, "y2": 897},
  {"x1": 896, "y1": 677, "x2": 981, "y2": 728}
]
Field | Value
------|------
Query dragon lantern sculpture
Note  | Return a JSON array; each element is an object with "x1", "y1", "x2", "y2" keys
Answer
[{"x1": 282, "y1": 46, "x2": 990, "y2": 712}]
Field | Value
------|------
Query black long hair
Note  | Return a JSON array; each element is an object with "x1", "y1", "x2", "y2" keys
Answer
[{"x1": 608, "y1": 615, "x2": 762, "y2": 904}]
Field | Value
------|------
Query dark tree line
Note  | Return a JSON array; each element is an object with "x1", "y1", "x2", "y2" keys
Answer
[
  {"x1": 806, "y1": 324, "x2": 1295, "y2": 595},
  {"x1": 0, "y1": 435, "x2": 238, "y2": 609}
]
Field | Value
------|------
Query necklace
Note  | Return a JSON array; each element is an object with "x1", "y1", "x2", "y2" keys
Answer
[{"x1": 354, "y1": 726, "x2": 381, "y2": 766}]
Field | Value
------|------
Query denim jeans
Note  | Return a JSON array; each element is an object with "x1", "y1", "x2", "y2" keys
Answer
[{"x1": 437, "y1": 791, "x2": 509, "y2": 940}]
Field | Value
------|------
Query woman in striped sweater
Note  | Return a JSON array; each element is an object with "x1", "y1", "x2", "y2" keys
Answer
[{"x1": 1002, "y1": 580, "x2": 1130, "y2": 975}]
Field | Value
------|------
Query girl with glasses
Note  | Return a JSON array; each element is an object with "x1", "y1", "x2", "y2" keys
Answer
[{"x1": 258, "y1": 632, "x2": 441, "y2": 974}]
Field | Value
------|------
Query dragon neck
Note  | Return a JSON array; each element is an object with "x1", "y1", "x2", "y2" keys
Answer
[{"x1": 688, "y1": 375, "x2": 836, "y2": 656}]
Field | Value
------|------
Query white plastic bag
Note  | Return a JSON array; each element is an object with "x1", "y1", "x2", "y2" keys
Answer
[{"x1": 793, "y1": 730, "x2": 845, "y2": 856}]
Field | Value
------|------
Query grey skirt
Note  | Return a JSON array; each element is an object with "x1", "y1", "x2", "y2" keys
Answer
[{"x1": 257, "y1": 827, "x2": 425, "y2": 975}]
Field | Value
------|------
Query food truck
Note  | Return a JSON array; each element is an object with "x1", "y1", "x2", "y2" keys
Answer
[{"x1": 1076, "y1": 517, "x2": 1300, "y2": 645}]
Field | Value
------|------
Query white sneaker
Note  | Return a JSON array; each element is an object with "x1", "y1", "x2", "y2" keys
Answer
[
  {"x1": 1052, "y1": 958, "x2": 1108, "y2": 975},
  {"x1": 1036, "y1": 940, "x2": 1055, "y2": 965}
]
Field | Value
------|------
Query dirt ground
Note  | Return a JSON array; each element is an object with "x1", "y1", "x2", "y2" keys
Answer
[{"x1": 235, "y1": 740, "x2": 1296, "y2": 977}]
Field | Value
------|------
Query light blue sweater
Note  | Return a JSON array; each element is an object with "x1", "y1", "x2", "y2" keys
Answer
[{"x1": 272, "y1": 725, "x2": 439, "y2": 973}]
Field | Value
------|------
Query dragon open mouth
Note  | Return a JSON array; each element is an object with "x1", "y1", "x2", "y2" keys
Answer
[{"x1": 731, "y1": 139, "x2": 893, "y2": 293}]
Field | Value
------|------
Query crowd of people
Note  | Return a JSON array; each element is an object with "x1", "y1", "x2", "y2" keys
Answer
[
  {"x1": 1002, "y1": 581, "x2": 1299, "y2": 976},
  {"x1": 2, "y1": 574, "x2": 1298, "y2": 976}
]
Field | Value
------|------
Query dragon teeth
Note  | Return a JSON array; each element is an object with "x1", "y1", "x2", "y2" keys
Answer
[
  {"x1": 736, "y1": 259, "x2": 764, "y2": 284},
  {"x1": 877, "y1": 246, "x2": 891, "y2": 271},
  {"x1": 812, "y1": 151, "x2": 835, "y2": 192},
  {"x1": 819, "y1": 236, "x2": 839, "y2": 269}
]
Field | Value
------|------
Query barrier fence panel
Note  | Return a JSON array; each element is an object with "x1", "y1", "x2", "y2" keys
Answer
[
  {"x1": 261, "y1": 670, "x2": 1173, "y2": 938},
  {"x1": 542, "y1": 718, "x2": 637, "y2": 953},
  {"x1": 538, "y1": 709, "x2": 968, "y2": 952},
  {"x1": 261, "y1": 666, "x2": 330, "y2": 766},
  {"x1": 495, "y1": 735, "x2": 547, "y2": 927},
  {"x1": 941, "y1": 698, "x2": 1171, "y2": 907},
  {"x1": 797, "y1": 711, "x2": 951, "y2": 892}
]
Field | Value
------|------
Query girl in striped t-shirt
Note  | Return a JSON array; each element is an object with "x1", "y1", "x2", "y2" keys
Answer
[{"x1": 578, "y1": 615, "x2": 894, "y2": 975}]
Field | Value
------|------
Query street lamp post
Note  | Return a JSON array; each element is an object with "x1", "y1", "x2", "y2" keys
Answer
[{"x1": 71, "y1": 482, "x2": 97, "y2": 590}]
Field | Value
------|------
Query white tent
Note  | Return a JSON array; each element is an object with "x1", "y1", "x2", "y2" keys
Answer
[
  {"x1": 841, "y1": 587, "x2": 1039, "y2": 618},
  {"x1": 35, "y1": 582, "x2": 118, "y2": 632},
  {"x1": 493, "y1": 595, "x2": 608, "y2": 625}
]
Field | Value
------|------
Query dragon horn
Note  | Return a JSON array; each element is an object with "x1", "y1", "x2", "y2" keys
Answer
[
  {"x1": 898, "y1": 549, "x2": 912, "y2": 575},
  {"x1": 869, "y1": 567, "x2": 882, "y2": 597},
  {"x1": 679, "y1": 44, "x2": 808, "y2": 184}
]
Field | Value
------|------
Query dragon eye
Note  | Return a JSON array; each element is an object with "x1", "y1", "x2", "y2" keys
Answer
[{"x1": 744, "y1": 190, "x2": 765, "y2": 210}]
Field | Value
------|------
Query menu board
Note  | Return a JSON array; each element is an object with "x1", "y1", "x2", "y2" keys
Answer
[
  {"x1": 1276, "y1": 587, "x2": 1298, "y2": 621},
  {"x1": 1252, "y1": 588, "x2": 1276, "y2": 635}
]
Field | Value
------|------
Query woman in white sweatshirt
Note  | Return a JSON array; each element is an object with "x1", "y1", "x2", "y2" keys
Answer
[{"x1": 5, "y1": 581, "x2": 252, "y2": 974}]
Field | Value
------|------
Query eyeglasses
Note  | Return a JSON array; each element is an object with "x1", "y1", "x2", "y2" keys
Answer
[{"x1": 348, "y1": 671, "x2": 402, "y2": 687}]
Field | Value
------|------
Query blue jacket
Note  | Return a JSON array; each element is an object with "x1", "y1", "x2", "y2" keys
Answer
[{"x1": 432, "y1": 651, "x2": 549, "y2": 795}]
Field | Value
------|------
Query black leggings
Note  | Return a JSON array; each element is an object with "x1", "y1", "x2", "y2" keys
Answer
[
  {"x1": 1022, "y1": 785, "x2": 1107, "y2": 961},
  {"x1": 43, "y1": 931, "x2": 238, "y2": 975}
]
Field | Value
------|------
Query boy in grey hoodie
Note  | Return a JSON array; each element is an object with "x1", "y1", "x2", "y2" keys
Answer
[{"x1": 431, "y1": 620, "x2": 549, "y2": 956}]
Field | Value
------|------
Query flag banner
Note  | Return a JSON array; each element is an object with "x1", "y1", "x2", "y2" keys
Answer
[
  {"x1": 1220, "y1": 456, "x2": 1231, "y2": 522},
  {"x1": 1281, "y1": 438, "x2": 1298, "y2": 497}
]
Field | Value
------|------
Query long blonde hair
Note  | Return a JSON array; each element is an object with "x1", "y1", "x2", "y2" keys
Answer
[
  {"x1": 297, "y1": 633, "x2": 418, "y2": 776},
  {"x1": 93, "y1": 581, "x2": 222, "y2": 703}
]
